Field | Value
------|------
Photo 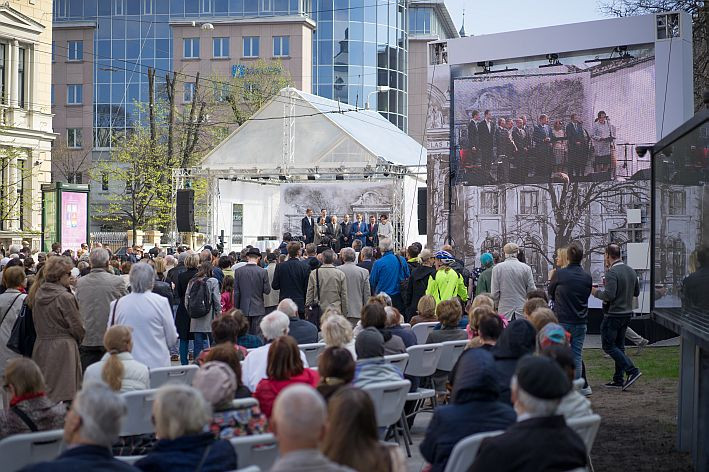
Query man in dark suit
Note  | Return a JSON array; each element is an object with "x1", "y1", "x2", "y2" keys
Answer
[
  {"x1": 301, "y1": 243, "x2": 320, "y2": 272},
  {"x1": 327, "y1": 216, "x2": 342, "y2": 251},
  {"x1": 358, "y1": 246, "x2": 374, "y2": 274},
  {"x1": 511, "y1": 118, "x2": 530, "y2": 183},
  {"x1": 300, "y1": 208, "x2": 315, "y2": 245},
  {"x1": 272, "y1": 242, "x2": 310, "y2": 315},
  {"x1": 365, "y1": 215, "x2": 378, "y2": 247},
  {"x1": 339, "y1": 213, "x2": 354, "y2": 250},
  {"x1": 470, "y1": 356, "x2": 587, "y2": 472},
  {"x1": 532, "y1": 114, "x2": 554, "y2": 180},
  {"x1": 478, "y1": 109, "x2": 495, "y2": 181},
  {"x1": 565, "y1": 114, "x2": 588, "y2": 179},
  {"x1": 233, "y1": 247, "x2": 271, "y2": 335},
  {"x1": 466, "y1": 109, "x2": 481, "y2": 169}
]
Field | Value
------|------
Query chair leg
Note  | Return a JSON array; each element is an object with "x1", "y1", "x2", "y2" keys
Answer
[
  {"x1": 401, "y1": 411, "x2": 413, "y2": 446},
  {"x1": 396, "y1": 418, "x2": 411, "y2": 457}
]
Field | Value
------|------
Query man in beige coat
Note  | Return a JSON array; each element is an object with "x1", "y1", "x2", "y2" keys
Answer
[
  {"x1": 75, "y1": 248, "x2": 127, "y2": 371},
  {"x1": 306, "y1": 249, "x2": 348, "y2": 318},
  {"x1": 337, "y1": 248, "x2": 370, "y2": 326}
]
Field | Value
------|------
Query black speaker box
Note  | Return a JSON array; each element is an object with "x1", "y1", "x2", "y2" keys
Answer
[
  {"x1": 417, "y1": 187, "x2": 427, "y2": 235},
  {"x1": 176, "y1": 189, "x2": 195, "y2": 232}
]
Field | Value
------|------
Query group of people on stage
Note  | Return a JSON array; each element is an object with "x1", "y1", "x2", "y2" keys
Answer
[
  {"x1": 300, "y1": 208, "x2": 394, "y2": 251},
  {"x1": 463, "y1": 109, "x2": 618, "y2": 183}
]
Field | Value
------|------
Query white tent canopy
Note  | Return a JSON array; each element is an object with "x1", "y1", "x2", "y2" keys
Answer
[{"x1": 200, "y1": 87, "x2": 427, "y2": 172}]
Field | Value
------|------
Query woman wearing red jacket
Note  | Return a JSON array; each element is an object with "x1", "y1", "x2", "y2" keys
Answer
[{"x1": 254, "y1": 336, "x2": 319, "y2": 417}]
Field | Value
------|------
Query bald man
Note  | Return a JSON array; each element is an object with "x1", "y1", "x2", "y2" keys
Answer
[
  {"x1": 490, "y1": 243, "x2": 536, "y2": 320},
  {"x1": 270, "y1": 385, "x2": 354, "y2": 471}
]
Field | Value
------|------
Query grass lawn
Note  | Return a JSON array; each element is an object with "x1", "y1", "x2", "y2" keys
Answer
[{"x1": 583, "y1": 346, "x2": 680, "y2": 383}]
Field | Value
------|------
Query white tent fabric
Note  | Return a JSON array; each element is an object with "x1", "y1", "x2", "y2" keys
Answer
[{"x1": 200, "y1": 88, "x2": 426, "y2": 171}]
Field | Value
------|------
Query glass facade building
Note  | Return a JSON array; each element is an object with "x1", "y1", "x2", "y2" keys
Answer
[
  {"x1": 53, "y1": 0, "x2": 311, "y2": 147},
  {"x1": 310, "y1": 0, "x2": 408, "y2": 131}
]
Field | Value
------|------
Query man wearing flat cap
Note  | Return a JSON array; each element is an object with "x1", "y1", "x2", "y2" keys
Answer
[
  {"x1": 469, "y1": 355, "x2": 587, "y2": 472},
  {"x1": 234, "y1": 247, "x2": 271, "y2": 335}
]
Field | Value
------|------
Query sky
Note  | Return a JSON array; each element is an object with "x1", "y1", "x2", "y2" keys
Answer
[{"x1": 443, "y1": 0, "x2": 611, "y2": 36}]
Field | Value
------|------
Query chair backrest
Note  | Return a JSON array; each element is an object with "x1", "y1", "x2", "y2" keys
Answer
[
  {"x1": 384, "y1": 353, "x2": 409, "y2": 372},
  {"x1": 120, "y1": 389, "x2": 158, "y2": 436},
  {"x1": 0, "y1": 429, "x2": 64, "y2": 472},
  {"x1": 116, "y1": 455, "x2": 145, "y2": 465},
  {"x1": 443, "y1": 430, "x2": 504, "y2": 472},
  {"x1": 149, "y1": 365, "x2": 199, "y2": 388},
  {"x1": 361, "y1": 380, "x2": 411, "y2": 428},
  {"x1": 230, "y1": 433, "x2": 279, "y2": 470},
  {"x1": 232, "y1": 397, "x2": 259, "y2": 410},
  {"x1": 566, "y1": 414, "x2": 602, "y2": 452},
  {"x1": 298, "y1": 342, "x2": 326, "y2": 367},
  {"x1": 400, "y1": 323, "x2": 411, "y2": 330},
  {"x1": 437, "y1": 340, "x2": 468, "y2": 371},
  {"x1": 411, "y1": 322, "x2": 439, "y2": 344},
  {"x1": 404, "y1": 343, "x2": 443, "y2": 377}
]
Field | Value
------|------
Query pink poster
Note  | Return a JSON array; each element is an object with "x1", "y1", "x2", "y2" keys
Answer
[{"x1": 60, "y1": 191, "x2": 88, "y2": 253}]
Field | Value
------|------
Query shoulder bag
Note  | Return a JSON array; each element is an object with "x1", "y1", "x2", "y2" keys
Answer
[
  {"x1": 305, "y1": 268, "x2": 322, "y2": 328},
  {"x1": 6, "y1": 301, "x2": 36, "y2": 357},
  {"x1": 0, "y1": 293, "x2": 23, "y2": 327}
]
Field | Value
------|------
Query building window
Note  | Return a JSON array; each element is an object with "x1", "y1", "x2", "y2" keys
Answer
[
  {"x1": 0, "y1": 44, "x2": 5, "y2": 105},
  {"x1": 480, "y1": 191, "x2": 499, "y2": 214},
  {"x1": 273, "y1": 36, "x2": 289, "y2": 57},
  {"x1": 668, "y1": 190, "x2": 686, "y2": 215},
  {"x1": 214, "y1": 82, "x2": 229, "y2": 102},
  {"x1": 243, "y1": 36, "x2": 259, "y2": 58},
  {"x1": 68, "y1": 172, "x2": 83, "y2": 184},
  {"x1": 18, "y1": 48, "x2": 25, "y2": 108},
  {"x1": 67, "y1": 84, "x2": 83, "y2": 105},
  {"x1": 143, "y1": 0, "x2": 153, "y2": 14},
  {"x1": 54, "y1": 0, "x2": 67, "y2": 18},
  {"x1": 201, "y1": 0, "x2": 212, "y2": 13},
  {"x1": 113, "y1": 0, "x2": 124, "y2": 15},
  {"x1": 232, "y1": 203, "x2": 243, "y2": 245},
  {"x1": 520, "y1": 190, "x2": 539, "y2": 214},
  {"x1": 67, "y1": 40, "x2": 83, "y2": 61},
  {"x1": 213, "y1": 37, "x2": 229, "y2": 58},
  {"x1": 183, "y1": 82, "x2": 195, "y2": 103},
  {"x1": 102, "y1": 173, "x2": 109, "y2": 191},
  {"x1": 67, "y1": 128, "x2": 83, "y2": 148},
  {"x1": 183, "y1": 38, "x2": 200, "y2": 59}
]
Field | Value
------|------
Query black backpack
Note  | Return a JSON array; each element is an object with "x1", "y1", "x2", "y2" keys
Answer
[{"x1": 186, "y1": 277, "x2": 212, "y2": 319}]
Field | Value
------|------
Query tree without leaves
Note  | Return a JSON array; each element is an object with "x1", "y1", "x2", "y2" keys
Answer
[
  {"x1": 0, "y1": 144, "x2": 36, "y2": 228},
  {"x1": 225, "y1": 59, "x2": 293, "y2": 126}
]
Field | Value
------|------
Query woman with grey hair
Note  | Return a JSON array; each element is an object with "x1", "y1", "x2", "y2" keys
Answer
[
  {"x1": 135, "y1": 384, "x2": 237, "y2": 471},
  {"x1": 108, "y1": 263, "x2": 178, "y2": 369}
]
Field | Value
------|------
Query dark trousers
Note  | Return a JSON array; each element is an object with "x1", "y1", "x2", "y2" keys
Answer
[
  {"x1": 390, "y1": 293, "x2": 406, "y2": 318},
  {"x1": 79, "y1": 345, "x2": 106, "y2": 372},
  {"x1": 248, "y1": 315, "x2": 264, "y2": 336},
  {"x1": 600, "y1": 315, "x2": 639, "y2": 383}
]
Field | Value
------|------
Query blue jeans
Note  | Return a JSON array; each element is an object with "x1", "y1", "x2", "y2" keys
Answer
[
  {"x1": 193, "y1": 332, "x2": 211, "y2": 361},
  {"x1": 600, "y1": 316, "x2": 639, "y2": 383},
  {"x1": 560, "y1": 323, "x2": 586, "y2": 380},
  {"x1": 179, "y1": 339, "x2": 190, "y2": 366}
]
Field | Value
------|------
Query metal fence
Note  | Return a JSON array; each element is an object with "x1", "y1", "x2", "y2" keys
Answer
[{"x1": 90, "y1": 232, "x2": 127, "y2": 254}]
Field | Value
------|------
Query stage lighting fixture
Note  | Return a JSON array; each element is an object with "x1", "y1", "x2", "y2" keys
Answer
[
  {"x1": 279, "y1": 175, "x2": 287, "y2": 181},
  {"x1": 335, "y1": 175, "x2": 344, "y2": 181},
  {"x1": 307, "y1": 175, "x2": 316, "y2": 180},
  {"x1": 474, "y1": 65, "x2": 519, "y2": 75},
  {"x1": 540, "y1": 53, "x2": 562, "y2": 68},
  {"x1": 585, "y1": 45, "x2": 634, "y2": 63}
]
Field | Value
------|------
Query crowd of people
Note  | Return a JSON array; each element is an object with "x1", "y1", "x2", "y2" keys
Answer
[
  {"x1": 0, "y1": 234, "x2": 654, "y2": 471},
  {"x1": 461, "y1": 109, "x2": 620, "y2": 183}
]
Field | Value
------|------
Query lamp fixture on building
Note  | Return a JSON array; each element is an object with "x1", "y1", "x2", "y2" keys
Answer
[{"x1": 366, "y1": 86, "x2": 391, "y2": 110}]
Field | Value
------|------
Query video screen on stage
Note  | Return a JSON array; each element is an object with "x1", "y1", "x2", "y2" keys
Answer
[{"x1": 452, "y1": 49, "x2": 656, "y2": 185}]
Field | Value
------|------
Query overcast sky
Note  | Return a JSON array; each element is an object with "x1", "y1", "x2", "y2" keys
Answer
[{"x1": 443, "y1": 0, "x2": 611, "y2": 36}]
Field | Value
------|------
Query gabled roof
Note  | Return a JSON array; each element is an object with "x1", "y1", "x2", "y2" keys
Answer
[
  {"x1": 200, "y1": 88, "x2": 426, "y2": 171},
  {"x1": 0, "y1": 4, "x2": 45, "y2": 42}
]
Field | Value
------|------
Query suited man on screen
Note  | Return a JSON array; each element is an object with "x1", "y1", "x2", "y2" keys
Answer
[
  {"x1": 478, "y1": 109, "x2": 495, "y2": 180},
  {"x1": 565, "y1": 114, "x2": 588, "y2": 179},
  {"x1": 301, "y1": 208, "x2": 315, "y2": 245}
]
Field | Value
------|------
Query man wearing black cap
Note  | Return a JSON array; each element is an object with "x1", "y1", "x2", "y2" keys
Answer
[
  {"x1": 233, "y1": 247, "x2": 271, "y2": 335},
  {"x1": 470, "y1": 355, "x2": 587, "y2": 472}
]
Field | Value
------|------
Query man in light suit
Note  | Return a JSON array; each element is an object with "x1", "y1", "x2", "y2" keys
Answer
[
  {"x1": 337, "y1": 248, "x2": 371, "y2": 327},
  {"x1": 233, "y1": 247, "x2": 271, "y2": 335},
  {"x1": 301, "y1": 208, "x2": 315, "y2": 245}
]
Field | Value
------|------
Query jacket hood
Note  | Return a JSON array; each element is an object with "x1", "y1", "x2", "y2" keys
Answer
[
  {"x1": 34, "y1": 282, "x2": 71, "y2": 303},
  {"x1": 412, "y1": 266, "x2": 436, "y2": 282},
  {"x1": 451, "y1": 348, "x2": 500, "y2": 403},
  {"x1": 493, "y1": 319, "x2": 536, "y2": 360}
]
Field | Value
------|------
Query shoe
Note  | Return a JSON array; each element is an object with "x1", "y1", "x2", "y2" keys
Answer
[
  {"x1": 580, "y1": 386, "x2": 593, "y2": 397},
  {"x1": 622, "y1": 371, "x2": 642, "y2": 391},
  {"x1": 604, "y1": 381, "x2": 624, "y2": 388},
  {"x1": 636, "y1": 339, "x2": 649, "y2": 355},
  {"x1": 603, "y1": 353, "x2": 610, "y2": 358}
]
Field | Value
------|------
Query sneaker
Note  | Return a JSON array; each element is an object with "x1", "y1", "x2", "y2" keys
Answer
[
  {"x1": 580, "y1": 386, "x2": 593, "y2": 397},
  {"x1": 622, "y1": 371, "x2": 643, "y2": 391},
  {"x1": 603, "y1": 353, "x2": 610, "y2": 358},
  {"x1": 636, "y1": 339, "x2": 649, "y2": 355},
  {"x1": 604, "y1": 380, "x2": 624, "y2": 388}
]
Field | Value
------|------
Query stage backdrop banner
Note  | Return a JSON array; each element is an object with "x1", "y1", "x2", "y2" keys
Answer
[{"x1": 280, "y1": 182, "x2": 393, "y2": 238}]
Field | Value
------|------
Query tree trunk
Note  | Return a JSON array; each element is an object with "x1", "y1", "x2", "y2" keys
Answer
[{"x1": 148, "y1": 68, "x2": 156, "y2": 147}]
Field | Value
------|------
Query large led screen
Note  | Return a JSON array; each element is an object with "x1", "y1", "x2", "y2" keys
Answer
[{"x1": 60, "y1": 191, "x2": 88, "y2": 253}]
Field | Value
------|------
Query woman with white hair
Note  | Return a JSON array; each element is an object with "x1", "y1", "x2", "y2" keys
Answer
[
  {"x1": 135, "y1": 384, "x2": 237, "y2": 472},
  {"x1": 108, "y1": 263, "x2": 178, "y2": 369},
  {"x1": 321, "y1": 314, "x2": 357, "y2": 359}
]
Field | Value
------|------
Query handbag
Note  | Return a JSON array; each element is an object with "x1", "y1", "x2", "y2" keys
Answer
[
  {"x1": 7, "y1": 301, "x2": 36, "y2": 357},
  {"x1": 305, "y1": 268, "x2": 322, "y2": 328}
]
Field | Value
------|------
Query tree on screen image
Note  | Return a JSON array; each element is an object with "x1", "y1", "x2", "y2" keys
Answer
[{"x1": 517, "y1": 77, "x2": 585, "y2": 125}]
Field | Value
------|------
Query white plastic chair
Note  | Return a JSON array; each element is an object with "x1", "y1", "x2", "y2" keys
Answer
[
  {"x1": 232, "y1": 397, "x2": 259, "y2": 410},
  {"x1": 443, "y1": 430, "x2": 504, "y2": 472},
  {"x1": 120, "y1": 389, "x2": 158, "y2": 436},
  {"x1": 384, "y1": 353, "x2": 409, "y2": 373},
  {"x1": 149, "y1": 365, "x2": 199, "y2": 388},
  {"x1": 567, "y1": 414, "x2": 602, "y2": 452},
  {"x1": 411, "y1": 321, "x2": 439, "y2": 344},
  {"x1": 400, "y1": 323, "x2": 411, "y2": 329},
  {"x1": 362, "y1": 380, "x2": 411, "y2": 455},
  {"x1": 116, "y1": 455, "x2": 145, "y2": 465},
  {"x1": 0, "y1": 429, "x2": 64, "y2": 472},
  {"x1": 230, "y1": 433, "x2": 279, "y2": 470},
  {"x1": 437, "y1": 340, "x2": 468, "y2": 371},
  {"x1": 298, "y1": 342, "x2": 326, "y2": 367}
]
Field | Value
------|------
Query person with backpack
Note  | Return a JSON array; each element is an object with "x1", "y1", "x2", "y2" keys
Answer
[
  {"x1": 426, "y1": 251, "x2": 468, "y2": 306},
  {"x1": 186, "y1": 261, "x2": 221, "y2": 361},
  {"x1": 175, "y1": 253, "x2": 199, "y2": 365}
]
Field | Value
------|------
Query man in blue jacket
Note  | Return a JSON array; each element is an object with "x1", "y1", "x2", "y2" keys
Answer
[{"x1": 370, "y1": 238, "x2": 409, "y2": 313}]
